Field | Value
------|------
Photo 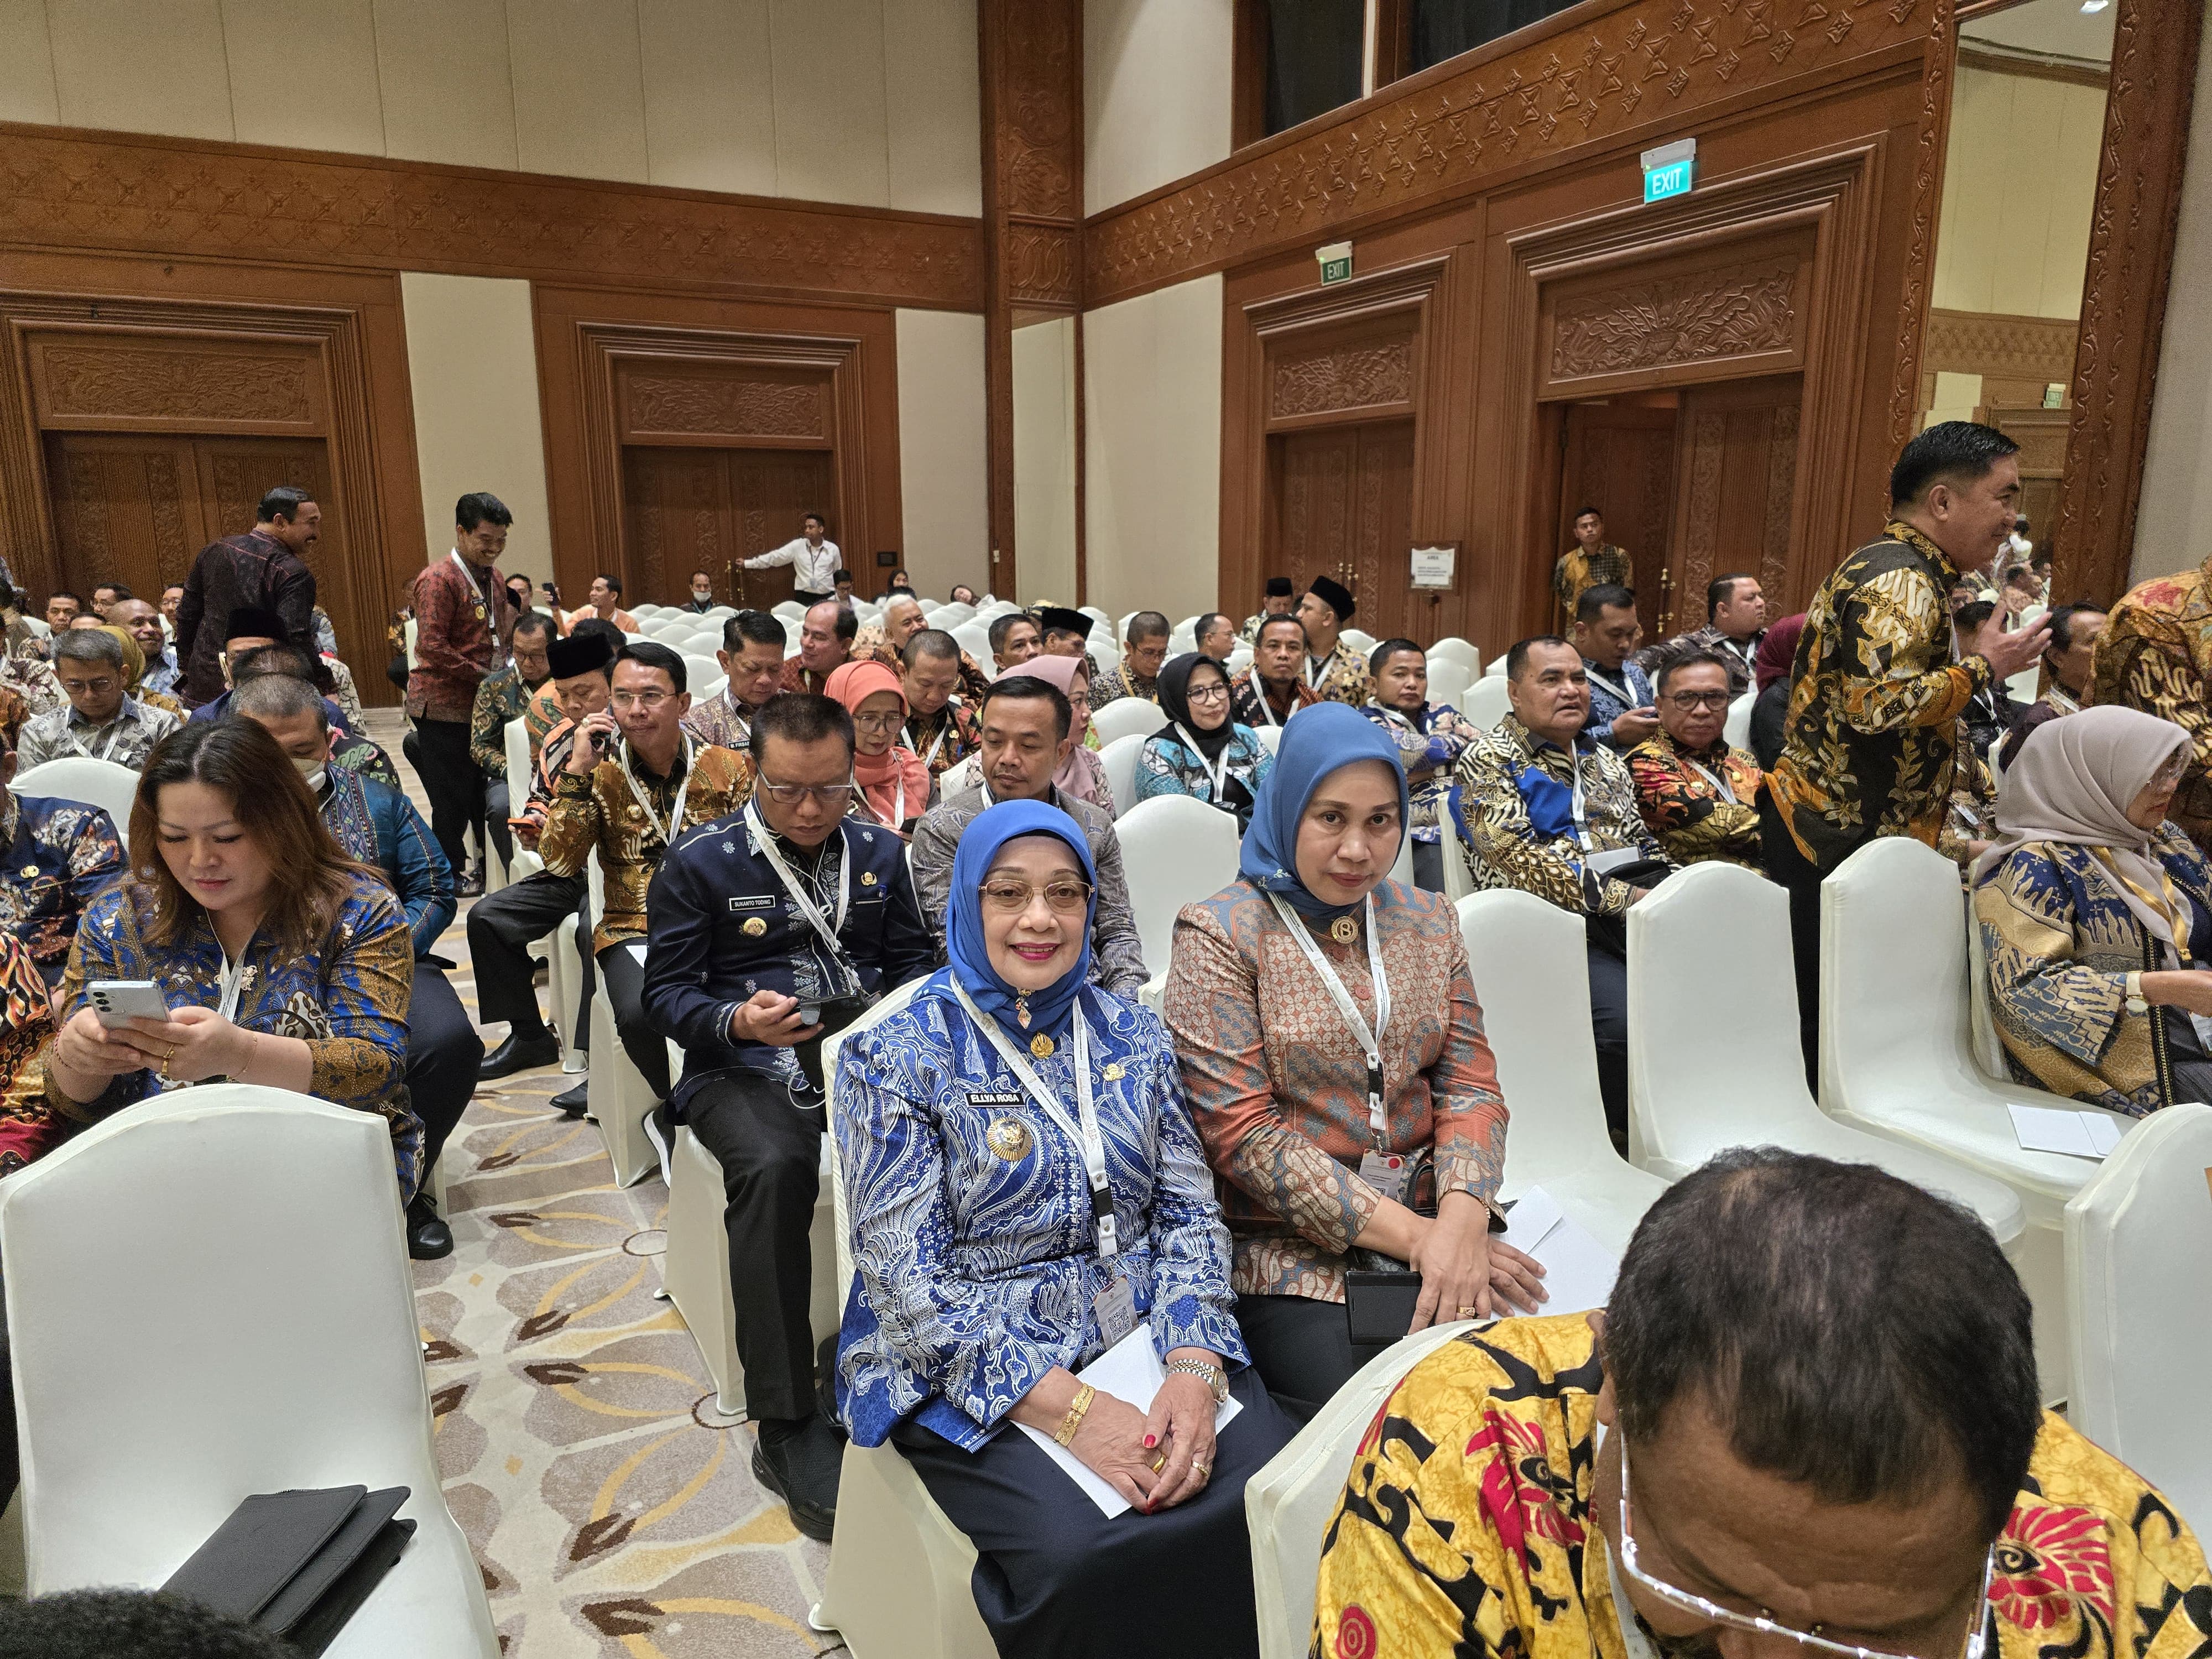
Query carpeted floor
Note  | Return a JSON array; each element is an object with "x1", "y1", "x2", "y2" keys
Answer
[{"x1": 375, "y1": 711, "x2": 844, "y2": 1658}]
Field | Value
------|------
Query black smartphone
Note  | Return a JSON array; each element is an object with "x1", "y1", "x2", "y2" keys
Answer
[
  {"x1": 793, "y1": 994, "x2": 873, "y2": 1094},
  {"x1": 1344, "y1": 1270, "x2": 1425, "y2": 1347}
]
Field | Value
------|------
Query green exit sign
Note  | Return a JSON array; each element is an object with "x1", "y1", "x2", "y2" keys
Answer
[
  {"x1": 1317, "y1": 240, "x2": 1353, "y2": 285},
  {"x1": 1641, "y1": 138, "x2": 1697, "y2": 205}
]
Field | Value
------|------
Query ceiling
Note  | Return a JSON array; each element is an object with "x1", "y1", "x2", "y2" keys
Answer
[{"x1": 1963, "y1": 0, "x2": 2117, "y2": 66}]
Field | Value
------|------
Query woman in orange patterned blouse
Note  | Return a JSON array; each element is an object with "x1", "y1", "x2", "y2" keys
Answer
[{"x1": 1162, "y1": 703, "x2": 1545, "y2": 1418}]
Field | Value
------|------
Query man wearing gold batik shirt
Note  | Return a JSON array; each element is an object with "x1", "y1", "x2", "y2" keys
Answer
[
  {"x1": 1313, "y1": 1148, "x2": 2211, "y2": 1659},
  {"x1": 1762, "y1": 423, "x2": 2049, "y2": 1073},
  {"x1": 1553, "y1": 506, "x2": 1632, "y2": 618},
  {"x1": 541, "y1": 639, "x2": 753, "y2": 1104},
  {"x1": 1296, "y1": 576, "x2": 1373, "y2": 706},
  {"x1": 2090, "y1": 549, "x2": 2212, "y2": 852}
]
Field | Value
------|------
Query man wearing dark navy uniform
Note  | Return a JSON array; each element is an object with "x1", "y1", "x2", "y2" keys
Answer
[{"x1": 642, "y1": 692, "x2": 932, "y2": 1545}]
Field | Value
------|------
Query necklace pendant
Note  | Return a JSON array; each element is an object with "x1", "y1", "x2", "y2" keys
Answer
[
  {"x1": 1029, "y1": 1033, "x2": 1055, "y2": 1059},
  {"x1": 1015, "y1": 995, "x2": 1031, "y2": 1030},
  {"x1": 1330, "y1": 915, "x2": 1359, "y2": 946}
]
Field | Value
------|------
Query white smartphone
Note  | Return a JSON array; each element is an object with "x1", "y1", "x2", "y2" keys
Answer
[{"x1": 87, "y1": 979, "x2": 172, "y2": 1028}]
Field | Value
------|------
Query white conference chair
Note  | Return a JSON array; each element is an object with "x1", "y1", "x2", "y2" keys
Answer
[
  {"x1": 931, "y1": 602, "x2": 974, "y2": 630},
  {"x1": 640, "y1": 616, "x2": 688, "y2": 640},
  {"x1": 1458, "y1": 891, "x2": 1669, "y2": 1249},
  {"x1": 501, "y1": 717, "x2": 540, "y2": 879},
  {"x1": 951, "y1": 621, "x2": 995, "y2": 665},
  {"x1": 1226, "y1": 646, "x2": 1253, "y2": 677},
  {"x1": 2065, "y1": 1102, "x2": 2211, "y2": 1534},
  {"x1": 1626, "y1": 862, "x2": 2026, "y2": 1248},
  {"x1": 1462, "y1": 675, "x2": 1511, "y2": 732},
  {"x1": 810, "y1": 982, "x2": 993, "y2": 1659},
  {"x1": 703, "y1": 605, "x2": 735, "y2": 623},
  {"x1": 770, "y1": 600, "x2": 806, "y2": 623},
  {"x1": 1117, "y1": 795, "x2": 1241, "y2": 984},
  {"x1": 1431, "y1": 797, "x2": 1475, "y2": 900},
  {"x1": 1339, "y1": 628, "x2": 1375, "y2": 656},
  {"x1": 1722, "y1": 691, "x2": 1754, "y2": 752},
  {"x1": 1253, "y1": 725, "x2": 1282, "y2": 756},
  {"x1": 1425, "y1": 656, "x2": 1472, "y2": 714},
  {"x1": 682, "y1": 653, "x2": 721, "y2": 694},
  {"x1": 1484, "y1": 653, "x2": 1507, "y2": 679},
  {"x1": 697, "y1": 674, "x2": 728, "y2": 704},
  {"x1": 1246, "y1": 1323, "x2": 1474, "y2": 1659},
  {"x1": 1428, "y1": 637, "x2": 1480, "y2": 670},
  {"x1": 631, "y1": 603, "x2": 664, "y2": 620},
  {"x1": 586, "y1": 854, "x2": 660, "y2": 1185},
  {"x1": 0, "y1": 1084, "x2": 498, "y2": 1655},
  {"x1": 1089, "y1": 698, "x2": 1164, "y2": 748},
  {"x1": 10, "y1": 757, "x2": 140, "y2": 856},
  {"x1": 1097, "y1": 733, "x2": 1146, "y2": 820},
  {"x1": 1820, "y1": 837, "x2": 2125, "y2": 1401},
  {"x1": 1079, "y1": 606, "x2": 1110, "y2": 627}
]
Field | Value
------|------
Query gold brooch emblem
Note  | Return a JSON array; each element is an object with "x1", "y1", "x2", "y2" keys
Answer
[
  {"x1": 985, "y1": 1117, "x2": 1032, "y2": 1161},
  {"x1": 1329, "y1": 915, "x2": 1359, "y2": 945},
  {"x1": 1102, "y1": 1062, "x2": 1124, "y2": 1081},
  {"x1": 742, "y1": 916, "x2": 767, "y2": 936},
  {"x1": 1029, "y1": 1034, "x2": 1055, "y2": 1059},
  {"x1": 860, "y1": 870, "x2": 878, "y2": 886},
  {"x1": 18, "y1": 866, "x2": 34, "y2": 879}
]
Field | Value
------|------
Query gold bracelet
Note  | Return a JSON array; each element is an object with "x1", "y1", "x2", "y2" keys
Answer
[{"x1": 1053, "y1": 1382, "x2": 1095, "y2": 1448}]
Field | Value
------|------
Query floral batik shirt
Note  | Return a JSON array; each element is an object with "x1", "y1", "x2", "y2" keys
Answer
[
  {"x1": 1306, "y1": 639, "x2": 1375, "y2": 708},
  {"x1": 1625, "y1": 729, "x2": 1764, "y2": 868},
  {"x1": 1767, "y1": 521, "x2": 1987, "y2": 874},
  {"x1": 0, "y1": 930, "x2": 60, "y2": 1175},
  {"x1": 0, "y1": 790, "x2": 127, "y2": 982},
  {"x1": 2090, "y1": 552, "x2": 2212, "y2": 850},
  {"x1": 1366, "y1": 702, "x2": 1483, "y2": 840},
  {"x1": 1453, "y1": 716, "x2": 1670, "y2": 916},
  {"x1": 1313, "y1": 1316, "x2": 2212, "y2": 1659}
]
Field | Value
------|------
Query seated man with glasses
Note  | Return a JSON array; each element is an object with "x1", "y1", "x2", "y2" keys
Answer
[
  {"x1": 539, "y1": 640, "x2": 753, "y2": 1103},
  {"x1": 1314, "y1": 1146, "x2": 2211, "y2": 1659},
  {"x1": 642, "y1": 691, "x2": 933, "y2": 1542},
  {"x1": 1626, "y1": 649, "x2": 1766, "y2": 869}
]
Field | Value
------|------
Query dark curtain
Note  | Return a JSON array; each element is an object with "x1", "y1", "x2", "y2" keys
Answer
[
  {"x1": 1265, "y1": 0, "x2": 1365, "y2": 135},
  {"x1": 1412, "y1": 0, "x2": 1585, "y2": 72}
]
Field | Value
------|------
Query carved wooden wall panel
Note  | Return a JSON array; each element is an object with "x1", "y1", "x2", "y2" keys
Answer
[
  {"x1": 0, "y1": 122, "x2": 984, "y2": 311},
  {"x1": 30, "y1": 334, "x2": 319, "y2": 429},
  {"x1": 1269, "y1": 337, "x2": 1415, "y2": 422},
  {"x1": 1087, "y1": 0, "x2": 1932, "y2": 305},
  {"x1": 1545, "y1": 253, "x2": 1804, "y2": 394},
  {"x1": 617, "y1": 367, "x2": 831, "y2": 445}
]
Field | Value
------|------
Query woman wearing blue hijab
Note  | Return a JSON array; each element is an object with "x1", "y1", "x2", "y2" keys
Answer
[
  {"x1": 834, "y1": 799, "x2": 1296, "y2": 1658},
  {"x1": 1162, "y1": 703, "x2": 1546, "y2": 1418}
]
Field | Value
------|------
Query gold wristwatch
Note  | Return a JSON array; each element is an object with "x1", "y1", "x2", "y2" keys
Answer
[{"x1": 1164, "y1": 1358, "x2": 1229, "y2": 1405}]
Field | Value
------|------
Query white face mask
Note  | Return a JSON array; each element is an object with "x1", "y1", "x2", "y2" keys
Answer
[
  {"x1": 692, "y1": 588, "x2": 712, "y2": 603},
  {"x1": 293, "y1": 755, "x2": 327, "y2": 793}
]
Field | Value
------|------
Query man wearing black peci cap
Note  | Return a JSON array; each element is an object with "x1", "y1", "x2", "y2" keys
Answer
[
  {"x1": 1240, "y1": 575, "x2": 1296, "y2": 644},
  {"x1": 1034, "y1": 606, "x2": 1102, "y2": 685},
  {"x1": 1296, "y1": 575, "x2": 1372, "y2": 706}
]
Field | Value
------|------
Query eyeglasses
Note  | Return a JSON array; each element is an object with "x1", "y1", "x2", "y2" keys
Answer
[
  {"x1": 611, "y1": 690, "x2": 671, "y2": 711},
  {"x1": 757, "y1": 778, "x2": 856, "y2": 806},
  {"x1": 851, "y1": 711, "x2": 904, "y2": 733},
  {"x1": 1187, "y1": 682, "x2": 1232, "y2": 703},
  {"x1": 1616, "y1": 1434, "x2": 1994, "y2": 1659},
  {"x1": 978, "y1": 878, "x2": 1093, "y2": 915},
  {"x1": 1664, "y1": 691, "x2": 1733, "y2": 711}
]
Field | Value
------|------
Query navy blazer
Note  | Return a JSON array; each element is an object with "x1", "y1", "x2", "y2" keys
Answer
[{"x1": 643, "y1": 809, "x2": 935, "y2": 1114}]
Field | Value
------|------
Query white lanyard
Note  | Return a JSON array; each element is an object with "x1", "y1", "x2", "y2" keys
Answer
[
  {"x1": 217, "y1": 950, "x2": 249, "y2": 1024},
  {"x1": 1174, "y1": 723, "x2": 1232, "y2": 800},
  {"x1": 902, "y1": 718, "x2": 950, "y2": 769},
  {"x1": 1248, "y1": 676, "x2": 1288, "y2": 727},
  {"x1": 743, "y1": 800, "x2": 851, "y2": 955},
  {"x1": 1585, "y1": 665, "x2": 1635, "y2": 707},
  {"x1": 1266, "y1": 892, "x2": 1392, "y2": 1141},
  {"x1": 65, "y1": 711, "x2": 128, "y2": 763},
  {"x1": 884, "y1": 768, "x2": 908, "y2": 829},
  {"x1": 1683, "y1": 754, "x2": 1737, "y2": 805},
  {"x1": 618, "y1": 734, "x2": 695, "y2": 849},
  {"x1": 1306, "y1": 651, "x2": 1330, "y2": 688},
  {"x1": 950, "y1": 979, "x2": 1117, "y2": 1258},
  {"x1": 1567, "y1": 747, "x2": 1595, "y2": 851}
]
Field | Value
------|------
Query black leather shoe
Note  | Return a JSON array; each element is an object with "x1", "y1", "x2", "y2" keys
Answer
[
  {"x1": 479, "y1": 1031, "x2": 561, "y2": 1080},
  {"x1": 551, "y1": 1080, "x2": 590, "y2": 1118},
  {"x1": 456, "y1": 864, "x2": 486, "y2": 898},
  {"x1": 752, "y1": 1416, "x2": 843, "y2": 1542},
  {"x1": 406, "y1": 1195, "x2": 453, "y2": 1260}
]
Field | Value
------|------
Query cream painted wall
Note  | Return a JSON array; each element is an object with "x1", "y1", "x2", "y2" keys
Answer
[
  {"x1": 1933, "y1": 64, "x2": 2107, "y2": 320},
  {"x1": 398, "y1": 273, "x2": 554, "y2": 585},
  {"x1": 1084, "y1": 274, "x2": 1223, "y2": 621},
  {"x1": 2129, "y1": 11, "x2": 2212, "y2": 585},
  {"x1": 1084, "y1": 0, "x2": 1233, "y2": 215},
  {"x1": 895, "y1": 309, "x2": 991, "y2": 601},
  {"x1": 0, "y1": 0, "x2": 982, "y2": 214},
  {"x1": 1013, "y1": 317, "x2": 1078, "y2": 603}
]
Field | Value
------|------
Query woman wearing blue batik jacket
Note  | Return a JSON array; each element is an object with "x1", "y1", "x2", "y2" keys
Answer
[
  {"x1": 833, "y1": 798, "x2": 1296, "y2": 1659},
  {"x1": 1130, "y1": 652, "x2": 1272, "y2": 830}
]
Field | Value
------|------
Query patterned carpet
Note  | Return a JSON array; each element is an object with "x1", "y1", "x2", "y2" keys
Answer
[{"x1": 375, "y1": 712, "x2": 844, "y2": 1658}]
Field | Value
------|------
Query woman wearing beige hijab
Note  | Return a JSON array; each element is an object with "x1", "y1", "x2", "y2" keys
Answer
[{"x1": 1973, "y1": 704, "x2": 2212, "y2": 1114}]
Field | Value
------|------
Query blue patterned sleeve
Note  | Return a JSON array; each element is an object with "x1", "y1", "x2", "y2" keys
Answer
[
  {"x1": 835, "y1": 1022, "x2": 1057, "y2": 1432},
  {"x1": 1137, "y1": 1027, "x2": 1248, "y2": 1365},
  {"x1": 1132, "y1": 735, "x2": 1178, "y2": 804}
]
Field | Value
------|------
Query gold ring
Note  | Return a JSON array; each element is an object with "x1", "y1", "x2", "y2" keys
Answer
[
  {"x1": 1193, "y1": 1459, "x2": 1211, "y2": 1480},
  {"x1": 1457, "y1": 1306, "x2": 1480, "y2": 1319},
  {"x1": 1148, "y1": 1452, "x2": 1166, "y2": 1473}
]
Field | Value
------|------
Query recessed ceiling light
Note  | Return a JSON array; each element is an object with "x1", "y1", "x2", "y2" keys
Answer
[{"x1": 2080, "y1": 0, "x2": 2110, "y2": 11}]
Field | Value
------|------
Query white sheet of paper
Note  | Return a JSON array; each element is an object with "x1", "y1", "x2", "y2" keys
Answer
[
  {"x1": 1500, "y1": 1185, "x2": 1620, "y2": 1317},
  {"x1": 626, "y1": 942, "x2": 648, "y2": 966},
  {"x1": 2008, "y1": 1103, "x2": 2125, "y2": 1160},
  {"x1": 1014, "y1": 1327, "x2": 1245, "y2": 1519}
]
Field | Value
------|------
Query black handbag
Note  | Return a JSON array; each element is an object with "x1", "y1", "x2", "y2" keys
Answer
[{"x1": 163, "y1": 1485, "x2": 414, "y2": 1656}]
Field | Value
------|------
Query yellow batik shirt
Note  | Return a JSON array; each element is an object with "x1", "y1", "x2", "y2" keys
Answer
[
  {"x1": 1314, "y1": 1316, "x2": 2211, "y2": 1659},
  {"x1": 1768, "y1": 521, "x2": 1987, "y2": 874},
  {"x1": 1553, "y1": 544, "x2": 1632, "y2": 615},
  {"x1": 2090, "y1": 552, "x2": 2212, "y2": 850}
]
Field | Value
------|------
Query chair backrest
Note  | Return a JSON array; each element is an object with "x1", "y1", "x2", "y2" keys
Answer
[
  {"x1": 772, "y1": 600, "x2": 807, "y2": 622},
  {"x1": 1484, "y1": 653, "x2": 1507, "y2": 678},
  {"x1": 1245, "y1": 1323, "x2": 1472, "y2": 1659},
  {"x1": 1254, "y1": 724, "x2": 1281, "y2": 755},
  {"x1": 930, "y1": 602, "x2": 973, "y2": 630},
  {"x1": 938, "y1": 752, "x2": 983, "y2": 800},
  {"x1": 0, "y1": 1086, "x2": 462, "y2": 1597},
  {"x1": 1425, "y1": 656, "x2": 1472, "y2": 714},
  {"x1": 1457, "y1": 891, "x2": 1611, "y2": 1198},
  {"x1": 1339, "y1": 628, "x2": 1375, "y2": 656},
  {"x1": 1097, "y1": 732, "x2": 1146, "y2": 821},
  {"x1": 1226, "y1": 646, "x2": 1253, "y2": 677},
  {"x1": 682, "y1": 654, "x2": 722, "y2": 695},
  {"x1": 1114, "y1": 794, "x2": 1243, "y2": 975},
  {"x1": 504, "y1": 716, "x2": 531, "y2": 801},
  {"x1": 11, "y1": 757, "x2": 140, "y2": 854},
  {"x1": 951, "y1": 620, "x2": 994, "y2": 663},
  {"x1": 823, "y1": 977, "x2": 933, "y2": 1293},
  {"x1": 2065, "y1": 1102, "x2": 2212, "y2": 1532},
  {"x1": 1428, "y1": 637, "x2": 1480, "y2": 669},
  {"x1": 641, "y1": 615, "x2": 687, "y2": 639},
  {"x1": 404, "y1": 616, "x2": 418, "y2": 669},
  {"x1": 1723, "y1": 691, "x2": 1754, "y2": 751},
  {"x1": 1961, "y1": 897, "x2": 2012, "y2": 1079},
  {"x1": 1089, "y1": 697, "x2": 1163, "y2": 748},
  {"x1": 630, "y1": 603, "x2": 664, "y2": 620},
  {"x1": 1462, "y1": 675, "x2": 1511, "y2": 731},
  {"x1": 1386, "y1": 822, "x2": 1414, "y2": 887},
  {"x1": 697, "y1": 674, "x2": 728, "y2": 703}
]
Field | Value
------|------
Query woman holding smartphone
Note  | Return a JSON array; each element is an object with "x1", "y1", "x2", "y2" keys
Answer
[
  {"x1": 44, "y1": 719, "x2": 422, "y2": 1197},
  {"x1": 1162, "y1": 703, "x2": 1545, "y2": 1420}
]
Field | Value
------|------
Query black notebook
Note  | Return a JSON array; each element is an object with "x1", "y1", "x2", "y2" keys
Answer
[{"x1": 164, "y1": 1485, "x2": 414, "y2": 1656}]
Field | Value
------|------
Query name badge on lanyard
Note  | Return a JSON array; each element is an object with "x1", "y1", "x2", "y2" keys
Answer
[
  {"x1": 1265, "y1": 893, "x2": 1408, "y2": 1204},
  {"x1": 950, "y1": 980, "x2": 1136, "y2": 1344},
  {"x1": 619, "y1": 735, "x2": 696, "y2": 849},
  {"x1": 1176, "y1": 722, "x2": 1232, "y2": 801}
]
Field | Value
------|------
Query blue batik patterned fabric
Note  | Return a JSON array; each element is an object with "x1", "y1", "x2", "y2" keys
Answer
[
  {"x1": 51, "y1": 872, "x2": 422, "y2": 1197},
  {"x1": 833, "y1": 975, "x2": 1245, "y2": 1451},
  {"x1": 1130, "y1": 724, "x2": 1272, "y2": 815}
]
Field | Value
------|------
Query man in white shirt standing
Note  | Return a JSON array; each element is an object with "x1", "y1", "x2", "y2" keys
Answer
[{"x1": 743, "y1": 512, "x2": 841, "y2": 604}]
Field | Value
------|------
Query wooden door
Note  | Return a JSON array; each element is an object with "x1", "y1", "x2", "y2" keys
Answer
[
  {"x1": 1667, "y1": 374, "x2": 1802, "y2": 632},
  {"x1": 1270, "y1": 419, "x2": 1416, "y2": 642},
  {"x1": 1559, "y1": 404, "x2": 1678, "y2": 635},
  {"x1": 621, "y1": 446, "x2": 835, "y2": 610}
]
